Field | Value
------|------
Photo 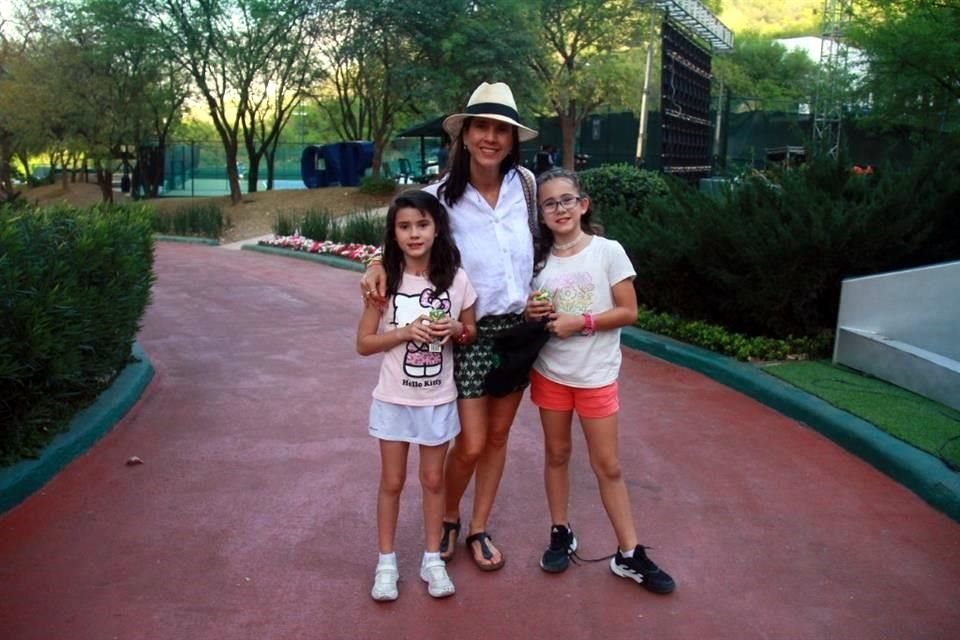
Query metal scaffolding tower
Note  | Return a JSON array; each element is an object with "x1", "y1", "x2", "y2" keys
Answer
[{"x1": 812, "y1": 0, "x2": 853, "y2": 159}]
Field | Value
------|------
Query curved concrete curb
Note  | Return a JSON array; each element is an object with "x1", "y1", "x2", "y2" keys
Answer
[
  {"x1": 621, "y1": 327, "x2": 960, "y2": 523},
  {"x1": 154, "y1": 234, "x2": 220, "y2": 246},
  {"x1": 241, "y1": 243, "x2": 365, "y2": 272},
  {"x1": 0, "y1": 343, "x2": 155, "y2": 514}
]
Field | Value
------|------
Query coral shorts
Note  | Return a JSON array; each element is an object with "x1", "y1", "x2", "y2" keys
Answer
[{"x1": 529, "y1": 369, "x2": 620, "y2": 419}]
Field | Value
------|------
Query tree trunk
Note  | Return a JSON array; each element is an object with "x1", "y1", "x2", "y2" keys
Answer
[
  {"x1": 265, "y1": 150, "x2": 276, "y2": 190},
  {"x1": 247, "y1": 152, "x2": 261, "y2": 193},
  {"x1": 371, "y1": 144, "x2": 383, "y2": 180},
  {"x1": 560, "y1": 114, "x2": 577, "y2": 171},
  {"x1": 16, "y1": 152, "x2": 30, "y2": 181},
  {"x1": 96, "y1": 165, "x2": 114, "y2": 203},
  {"x1": 225, "y1": 145, "x2": 243, "y2": 204},
  {"x1": 0, "y1": 141, "x2": 12, "y2": 195}
]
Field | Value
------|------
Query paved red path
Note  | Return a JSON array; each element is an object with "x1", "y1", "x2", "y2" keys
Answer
[{"x1": 2, "y1": 243, "x2": 959, "y2": 640}]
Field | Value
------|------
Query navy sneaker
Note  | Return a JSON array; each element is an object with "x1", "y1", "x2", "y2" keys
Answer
[
  {"x1": 539, "y1": 524, "x2": 578, "y2": 573},
  {"x1": 609, "y1": 545, "x2": 676, "y2": 594}
]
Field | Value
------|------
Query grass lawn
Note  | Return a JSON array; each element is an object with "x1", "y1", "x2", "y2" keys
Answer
[{"x1": 762, "y1": 360, "x2": 960, "y2": 471}]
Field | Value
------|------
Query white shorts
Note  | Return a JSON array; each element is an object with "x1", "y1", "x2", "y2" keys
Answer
[{"x1": 368, "y1": 398, "x2": 460, "y2": 446}]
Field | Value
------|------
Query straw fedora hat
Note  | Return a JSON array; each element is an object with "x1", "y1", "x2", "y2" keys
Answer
[{"x1": 442, "y1": 82, "x2": 538, "y2": 142}]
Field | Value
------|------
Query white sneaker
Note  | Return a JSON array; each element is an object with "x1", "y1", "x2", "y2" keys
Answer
[
  {"x1": 371, "y1": 563, "x2": 399, "y2": 601},
  {"x1": 419, "y1": 558, "x2": 455, "y2": 598}
]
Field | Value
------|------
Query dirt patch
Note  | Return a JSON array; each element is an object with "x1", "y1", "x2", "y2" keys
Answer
[{"x1": 15, "y1": 182, "x2": 395, "y2": 243}]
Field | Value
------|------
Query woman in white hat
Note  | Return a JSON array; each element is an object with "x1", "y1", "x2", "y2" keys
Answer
[{"x1": 361, "y1": 81, "x2": 538, "y2": 571}]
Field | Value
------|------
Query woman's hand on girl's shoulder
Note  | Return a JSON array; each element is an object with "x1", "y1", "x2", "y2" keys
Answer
[{"x1": 360, "y1": 262, "x2": 388, "y2": 308}]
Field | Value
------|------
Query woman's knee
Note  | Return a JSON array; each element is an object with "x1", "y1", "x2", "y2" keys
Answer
[{"x1": 485, "y1": 427, "x2": 511, "y2": 451}]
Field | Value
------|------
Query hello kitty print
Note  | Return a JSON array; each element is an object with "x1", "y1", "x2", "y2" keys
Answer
[{"x1": 393, "y1": 288, "x2": 450, "y2": 379}]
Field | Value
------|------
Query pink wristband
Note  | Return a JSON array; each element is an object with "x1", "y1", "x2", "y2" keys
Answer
[{"x1": 580, "y1": 313, "x2": 595, "y2": 336}]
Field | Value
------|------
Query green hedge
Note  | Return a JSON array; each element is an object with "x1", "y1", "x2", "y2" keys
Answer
[
  {"x1": 607, "y1": 143, "x2": 960, "y2": 339},
  {"x1": 0, "y1": 203, "x2": 155, "y2": 464},
  {"x1": 636, "y1": 307, "x2": 833, "y2": 361},
  {"x1": 151, "y1": 203, "x2": 225, "y2": 239},
  {"x1": 578, "y1": 163, "x2": 669, "y2": 222},
  {"x1": 358, "y1": 175, "x2": 397, "y2": 195}
]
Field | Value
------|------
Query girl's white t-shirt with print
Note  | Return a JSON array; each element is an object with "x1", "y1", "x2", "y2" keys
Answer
[
  {"x1": 373, "y1": 268, "x2": 477, "y2": 405},
  {"x1": 532, "y1": 236, "x2": 636, "y2": 388}
]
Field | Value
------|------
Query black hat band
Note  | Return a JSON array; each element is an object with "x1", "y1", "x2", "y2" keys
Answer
[{"x1": 465, "y1": 102, "x2": 520, "y2": 122}]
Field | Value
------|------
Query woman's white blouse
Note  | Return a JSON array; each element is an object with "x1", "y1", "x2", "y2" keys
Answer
[{"x1": 424, "y1": 169, "x2": 534, "y2": 320}]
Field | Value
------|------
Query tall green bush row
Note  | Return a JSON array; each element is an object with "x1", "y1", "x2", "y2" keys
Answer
[
  {"x1": 0, "y1": 204, "x2": 155, "y2": 464},
  {"x1": 151, "y1": 203, "x2": 225, "y2": 239},
  {"x1": 602, "y1": 144, "x2": 960, "y2": 339},
  {"x1": 578, "y1": 164, "x2": 669, "y2": 222}
]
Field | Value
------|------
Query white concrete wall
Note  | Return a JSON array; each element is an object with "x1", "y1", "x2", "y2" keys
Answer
[{"x1": 835, "y1": 261, "x2": 960, "y2": 362}]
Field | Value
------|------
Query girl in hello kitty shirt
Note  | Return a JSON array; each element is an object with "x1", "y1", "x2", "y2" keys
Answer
[{"x1": 356, "y1": 190, "x2": 477, "y2": 602}]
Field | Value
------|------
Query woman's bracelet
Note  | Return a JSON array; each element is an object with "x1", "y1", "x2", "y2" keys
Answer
[
  {"x1": 453, "y1": 323, "x2": 473, "y2": 345},
  {"x1": 364, "y1": 248, "x2": 383, "y2": 268}
]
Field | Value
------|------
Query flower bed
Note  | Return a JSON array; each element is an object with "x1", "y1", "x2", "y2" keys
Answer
[{"x1": 258, "y1": 235, "x2": 379, "y2": 263}]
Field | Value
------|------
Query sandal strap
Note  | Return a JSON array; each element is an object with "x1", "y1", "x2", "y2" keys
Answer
[
  {"x1": 465, "y1": 531, "x2": 494, "y2": 560},
  {"x1": 441, "y1": 520, "x2": 461, "y2": 535},
  {"x1": 439, "y1": 519, "x2": 461, "y2": 554}
]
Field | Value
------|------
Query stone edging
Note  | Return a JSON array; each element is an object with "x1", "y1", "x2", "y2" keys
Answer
[
  {"x1": 621, "y1": 327, "x2": 960, "y2": 523},
  {"x1": 0, "y1": 343, "x2": 155, "y2": 514},
  {"x1": 153, "y1": 234, "x2": 220, "y2": 246}
]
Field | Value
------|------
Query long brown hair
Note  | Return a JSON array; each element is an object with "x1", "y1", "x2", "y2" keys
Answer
[
  {"x1": 533, "y1": 168, "x2": 596, "y2": 275},
  {"x1": 382, "y1": 190, "x2": 461, "y2": 297},
  {"x1": 438, "y1": 117, "x2": 522, "y2": 207}
]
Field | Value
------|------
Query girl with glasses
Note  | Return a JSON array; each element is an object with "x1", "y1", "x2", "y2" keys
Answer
[{"x1": 523, "y1": 168, "x2": 676, "y2": 595}]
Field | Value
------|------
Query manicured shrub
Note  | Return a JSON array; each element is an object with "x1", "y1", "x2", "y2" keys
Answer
[
  {"x1": 300, "y1": 208, "x2": 334, "y2": 241},
  {"x1": 329, "y1": 210, "x2": 385, "y2": 246},
  {"x1": 358, "y1": 175, "x2": 397, "y2": 196},
  {"x1": 0, "y1": 203, "x2": 155, "y2": 464},
  {"x1": 613, "y1": 143, "x2": 960, "y2": 339},
  {"x1": 635, "y1": 307, "x2": 833, "y2": 361},
  {"x1": 578, "y1": 163, "x2": 669, "y2": 222},
  {"x1": 273, "y1": 211, "x2": 298, "y2": 236},
  {"x1": 152, "y1": 203, "x2": 225, "y2": 238}
]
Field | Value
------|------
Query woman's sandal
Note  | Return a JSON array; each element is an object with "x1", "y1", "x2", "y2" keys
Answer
[
  {"x1": 465, "y1": 531, "x2": 506, "y2": 572},
  {"x1": 439, "y1": 519, "x2": 461, "y2": 561}
]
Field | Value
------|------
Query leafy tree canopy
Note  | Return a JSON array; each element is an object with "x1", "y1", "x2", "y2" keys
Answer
[
  {"x1": 848, "y1": 0, "x2": 960, "y2": 134},
  {"x1": 714, "y1": 33, "x2": 819, "y2": 111}
]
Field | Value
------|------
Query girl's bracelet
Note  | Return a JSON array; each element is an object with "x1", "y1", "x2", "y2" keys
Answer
[{"x1": 580, "y1": 313, "x2": 595, "y2": 337}]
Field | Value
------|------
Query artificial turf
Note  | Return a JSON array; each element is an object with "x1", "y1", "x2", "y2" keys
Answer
[{"x1": 762, "y1": 360, "x2": 960, "y2": 471}]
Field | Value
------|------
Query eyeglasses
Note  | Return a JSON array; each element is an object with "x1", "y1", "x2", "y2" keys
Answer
[{"x1": 539, "y1": 194, "x2": 582, "y2": 216}]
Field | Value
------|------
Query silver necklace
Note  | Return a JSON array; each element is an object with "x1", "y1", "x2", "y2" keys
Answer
[{"x1": 552, "y1": 231, "x2": 583, "y2": 252}]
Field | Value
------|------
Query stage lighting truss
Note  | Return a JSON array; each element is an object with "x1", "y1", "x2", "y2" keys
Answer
[{"x1": 646, "y1": 0, "x2": 734, "y2": 52}]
